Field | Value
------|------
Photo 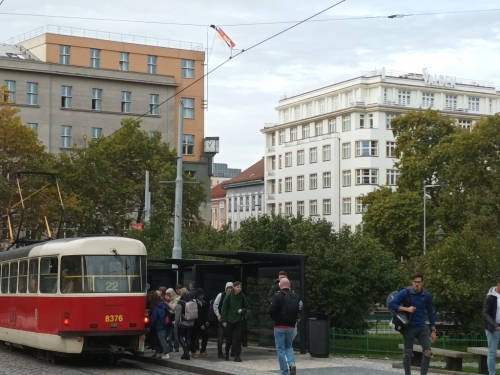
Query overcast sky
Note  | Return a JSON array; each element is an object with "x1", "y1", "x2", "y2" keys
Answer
[{"x1": 2, "y1": 0, "x2": 500, "y2": 170}]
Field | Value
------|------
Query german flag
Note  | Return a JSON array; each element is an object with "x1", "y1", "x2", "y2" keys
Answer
[{"x1": 210, "y1": 25, "x2": 236, "y2": 49}]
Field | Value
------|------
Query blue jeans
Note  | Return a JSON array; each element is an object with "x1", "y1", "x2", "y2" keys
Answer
[
  {"x1": 274, "y1": 327, "x2": 295, "y2": 375},
  {"x1": 486, "y1": 329, "x2": 500, "y2": 375},
  {"x1": 157, "y1": 329, "x2": 170, "y2": 355}
]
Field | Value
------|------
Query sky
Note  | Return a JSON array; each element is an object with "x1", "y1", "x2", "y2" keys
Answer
[{"x1": 1, "y1": 0, "x2": 500, "y2": 171}]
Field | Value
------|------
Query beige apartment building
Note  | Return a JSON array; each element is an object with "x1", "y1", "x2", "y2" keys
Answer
[{"x1": 1, "y1": 26, "x2": 212, "y2": 220}]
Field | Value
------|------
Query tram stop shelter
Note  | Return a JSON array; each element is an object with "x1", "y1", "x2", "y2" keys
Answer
[{"x1": 147, "y1": 251, "x2": 307, "y2": 354}]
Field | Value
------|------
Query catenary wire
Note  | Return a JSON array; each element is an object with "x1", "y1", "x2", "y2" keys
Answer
[
  {"x1": 104, "y1": 0, "x2": 347, "y2": 139},
  {"x1": 0, "y1": 8, "x2": 499, "y2": 28}
]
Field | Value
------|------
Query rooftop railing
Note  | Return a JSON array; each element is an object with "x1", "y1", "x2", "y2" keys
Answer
[{"x1": 4, "y1": 25, "x2": 204, "y2": 52}]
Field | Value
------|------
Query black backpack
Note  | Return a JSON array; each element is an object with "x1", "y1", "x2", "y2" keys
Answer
[
  {"x1": 387, "y1": 287, "x2": 427, "y2": 333},
  {"x1": 278, "y1": 290, "x2": 300, "y2": 325},
  {"x1": 208, "y1": 292, "x2": 226, "y2": 322}
]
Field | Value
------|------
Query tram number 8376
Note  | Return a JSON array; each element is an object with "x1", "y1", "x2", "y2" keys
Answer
[{"x1": 104, "y1": 315, "x2": 124, "y2": 322}]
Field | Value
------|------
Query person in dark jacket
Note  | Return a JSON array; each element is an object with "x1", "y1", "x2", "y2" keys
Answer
[
  {"x1": 269, "y1": 278, "x2": 298, "y2": 375},
  {"x1": 175, "y1": 288, "x2": 195, "y2": 360},
  {"x1": 149, "y1": 293, "x2": 170, "y2": 359},
  {"x1": 482, "y1": 279, "x2": 500, "y2": 375},
  {"x1": 388, "y1": 272, "x2": 436, "y2": 375},
  {"x1": 221, "y1": 281, "x2": 249, "y2": 362},
  {"x1": 191, "y1": 288, "x2": 210, "y2": 358},
  {"x1": 267, "y1": 271, "x2": 288, "y2": 304}
]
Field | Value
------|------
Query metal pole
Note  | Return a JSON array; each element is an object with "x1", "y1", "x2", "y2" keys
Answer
[
  {"x1": 423, "y1": 185, "x2": 426, "y2": 256},
  {"x1": 144, "y1": 170, "x2": 150, "y2": 223},
  {"x1": 172, "y1": 101, "x2": 184, "y2": 262}
]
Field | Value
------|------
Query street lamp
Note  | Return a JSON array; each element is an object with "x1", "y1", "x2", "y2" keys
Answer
[
  {"x1": 435, "y1": 225, "x2": 446, "y2": 241},
  {"x1": 423, "y1": 183, "x2": 447, "y2": 255}
]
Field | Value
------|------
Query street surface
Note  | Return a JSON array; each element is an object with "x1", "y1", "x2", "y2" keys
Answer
[{"x1": 0, "y1": 347, "x2": 194, "y2": 375}]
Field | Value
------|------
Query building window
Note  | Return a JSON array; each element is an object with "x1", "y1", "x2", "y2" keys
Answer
[
  {"x1": 386, "y1": 141, "x2": 396, "y2": 157},
  {"x1": 92, "y1": 88, "x2": 102, "y2": 110},
  {"x1": 27, "y1": 82, "x2": 38, "y2": 105},
  {"x1": 356, "y1": 140, "x2": 378, "y2": 157},
  {"x1": 323, "y1": 199, "x2": 331, "y2": 215},
  {"x1": 359, "y1": 114, "x2": 365, "y2": 129},
  {"x1": 342, "y1": 170, "x2": 351, "y2": 186},
  {"x1": 278, "y1": 155, "x2": 282, "y2": 169},
  {"x1": 121, "y1": 91, "x2": 131, "y2": 113},
  {"x1": 342, "y1": 198, "x2": 351, "y2": 214},
  {"x1": 310, "y1": 174, "x2": 317, "y2": 189},
  {"x1": 342, "y1": 142, "x2": 351, "y2": 159},
  {"x1": 148, "y1": 131, "x2": 155, "y2": 138},
  {"x1": 182, "y1": 98, "x2": 195, "y2": 118},
  {"x1": 323, "y1": 172, "x2": 331, "y2": 188},
  {"x1": 302, "y1": 124, "x2": 310, "y2": 138},
  {"x1": 278, "y1": 179, "x2": 282, "y2": 194},
  {"x1": 290, "y1": 127, "x2": 297, "y2": 141},
  {"x1": 297, "y1": 150, "x2": 305, "y2": 165},
  {"x1": 294, "y1": 106, "x2": 301, "y2": 120},
  {"x1": 278, "y1": 203, "x2": 282, "y2": 214},
  {"x1": 398, "y1": 90, "x2": 410, "y2": 106},
  {"x1": 458, "y1": 120, "x2": 472, "y2": 129},
  {"x1": 329, "y1": 118, "x2": 336, "y2": 133},
  {"x1": 239, "y1": 197, "x2": 244, "y2": 211},
  {"x1": 386, "y1": 169, "x2": 400, "y2": 185},
  {"x1": 369, "y1": 114, "x2": 374, "y2": 128},
  {"x1": 61, "y1": 86, "x2": 72, "y2": 108},
  {"x1": 90, "y1": 49, "x2": 100, "y2": 68},
  {"x1": 228, "y1": 198, "x2": 232, "y2": 212},
  {"x1": 332, "y1": 95, "x2": 339, "y2": 110},
  {"x1": 422, "y1": 92, "x2": 434, "y2": 108},
  {"x1": 318, "y1": 99, "x2": 325, "y2": 114},
  {"x1": 297, "y1": 201, "x2": 304, "y2": 216},
  {"x1": 342, "y1": 115, "x2": 351, "y2": 131},
  {"x1": 251, "y1": 196, "x2": 256, "y2": 210},
  {"x1": 26, "y1": 123, "x2": 38, "y2": 132},
  {"x1": 285, "y1": 177, "x2": 292, "y2": 192},
  {"x1": 147, "y1": 55, "x2": 157, "y2": 74},
  {"x1": 356, "y1": 169, "x2": 378, "y2": 185},
  {"x1": 445, "y1": 95, "x2": 457, "y2": 110},
  {"x1": 181, "y1": 59, "x2": 195, "y2": 78},
  {"x1": 386, "y1": 114, "x2": 397, "y2": 129},
  {"x1": 271, "y1": 132, "x2": 276, "y2": 146},
  {"x1": 279, "y1": 131, "x2": 285, "y2": 144},
  {"x1": 283, "y1": 109, "x2": 290, "y2": 123},
  {"x1": 150, "y1": 94, "x2": 159, "y2": 115},
  {"x1": 285, "y1": 202, "x2": 293, "y2": 216},
  {"x1": 119, "y1": 52, "x2": 129, "y2": 71},
  {"x1": 91, "y1": 127, "x2": 102, "y2": 139},
  {"x1": 270, "y1": 156, "x2": 276, "y2": 170},
  {"x1": 310, "y1": 200, "x2": 318, "y2": 216},
  {"x1": 182, "y1": 135, "x2": 195, "y2": 155},
  {"x1": 345, "y1": 92, "x2": 352, "y2": 107},
  {"x1": 323, "y1": 145, "x2": 331, "y2": 161},
  {"x1": 60, "y1": 45, "x2": 70, "y2": 65},
  {"x1": 355, "y1": 197, "x2": 363, "y2": 214},
  {"x1": 246, "y1": 196, "x2": 250, "y2": 211},
  {"x1": 4, "y1": 80, "x2": 15, "y2": 102},
  {"x1": 468, "y1": 97, "x2": 480, "y2": 112},
  {"x1": 306, "y1": 102, "x2": 312, "y2": 117},
  {"x1": 61, "y1": 125, "x2": 72, "y2": 148},
  {"x1": 315, "y1": 122, "x2": 323, "y2": 136},
  {"x1": 297, "y1": 175, "x2": 304, "y2": 191},
  {"x1": 309, "y1": 147, "x2": 317, "y2": 163},
  {"x1": 285, "y1": 152, "x2": 292, "y2": 167}
]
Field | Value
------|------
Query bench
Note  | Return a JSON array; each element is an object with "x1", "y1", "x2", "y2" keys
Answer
[
  {"x1": 467, "y1": 347, "x2": 500, "y2": 374},
  {"x1": 397, "y1": 344, "x2": 472, "y2": 371}
]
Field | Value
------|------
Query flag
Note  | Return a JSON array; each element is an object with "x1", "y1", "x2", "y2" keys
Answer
[{"x1": 210, "y1": 25, "x2": 236, "y2": 49}]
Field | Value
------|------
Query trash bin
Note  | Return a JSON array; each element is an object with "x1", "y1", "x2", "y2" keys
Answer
[{"x1": 308, "y1": 314, "x2": 330, "y2": 358}]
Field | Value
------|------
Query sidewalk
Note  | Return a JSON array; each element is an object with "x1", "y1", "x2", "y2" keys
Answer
[{"x1": 124, "y1": 343, "x2": 446, "y2": 375}]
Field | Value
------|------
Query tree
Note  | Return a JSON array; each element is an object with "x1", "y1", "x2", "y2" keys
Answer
[{"x1": 54, "y1": 119, "x2": 206, "y2": 236}]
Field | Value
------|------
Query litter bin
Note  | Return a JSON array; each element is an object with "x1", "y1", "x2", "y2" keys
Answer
[{"x1": 308, "y1": 314, "x2": 330, "y2": 358}]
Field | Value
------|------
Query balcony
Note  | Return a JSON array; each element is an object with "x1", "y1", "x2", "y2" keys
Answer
[
  {"x1": 267, "y1": 146, "x2": 276, "y2": 153},
  {"x1": 267, "y1": 194, "x2": 275, "y2": 200},
  {"x1": 266, "y1": 170, "x2": 275, "y2": 176}
]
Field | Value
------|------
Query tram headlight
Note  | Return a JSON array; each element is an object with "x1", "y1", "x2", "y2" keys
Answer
[{"x1": 64, "y1": 311, "x2": 70, "y2": 325}]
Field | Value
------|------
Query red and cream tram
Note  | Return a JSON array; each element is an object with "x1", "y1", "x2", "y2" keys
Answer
[{"x1": 0, "y1": 235, "x2": 148, "y2": 360}]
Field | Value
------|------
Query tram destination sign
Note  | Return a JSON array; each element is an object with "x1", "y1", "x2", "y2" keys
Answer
[{"x1": 423, "y1": 68, "x2": 456, "y2": 88}]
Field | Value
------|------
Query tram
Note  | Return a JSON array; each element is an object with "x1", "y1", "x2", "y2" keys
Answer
[{"x1": 0, "y1": 235, "x2": 148, "y2": 361}]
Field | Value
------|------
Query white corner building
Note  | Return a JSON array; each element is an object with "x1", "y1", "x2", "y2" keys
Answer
[{"x1": 262, "y1": 68, "x2": 500, "y2": 231}]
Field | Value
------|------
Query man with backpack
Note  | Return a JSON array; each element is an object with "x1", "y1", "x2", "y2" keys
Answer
[
  {"x1": 388, "y1": 272, "x2": 436, "y2": 375},
  {"x1": 212, "y1": 282, "x2": 234, "y2": 358}
]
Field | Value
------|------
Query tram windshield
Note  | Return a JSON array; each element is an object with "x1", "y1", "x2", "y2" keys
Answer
[{"x1": 60, "y1": 255, "x2": 146, "y2": 293}]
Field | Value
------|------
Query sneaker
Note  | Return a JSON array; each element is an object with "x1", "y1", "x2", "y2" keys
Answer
[
  {"x1": 200, "y1": 351, "x2": 210, "y2": 357},
  {"x1": 162, "y1": 354, "x2": 170, "y2": 359},
  {"x1": 181, "y1": 353, "x2": 190, "y2": 360},
  {"x1": 234, "y1": 356, "x2": 242, "y2": 362},
  {"x1": 218, "y1": 353, "x2": 225, "y2": 359},
  {"x1": 289, "y1": 365, "x2": 296, "y2": 375},
  {"x1": 191, "y1": 352, "x2": 199, "y2": 358}
]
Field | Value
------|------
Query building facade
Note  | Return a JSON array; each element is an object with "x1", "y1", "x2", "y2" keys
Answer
[
  {"x1": 262, "y1": 68, "x2": 500, "y2": 231},
  {"x1": 210, "y1": 182, "x2": 227, "y2": 230},
  {"x1": 223, "y1": 159, "x2": 264, "y2": 231},
  {"x1": 1, "y1": 26, "x2": 213, "y2": 221},
  {"x1": 211, "y1": 163, "x2": 242, "y2": 186}
]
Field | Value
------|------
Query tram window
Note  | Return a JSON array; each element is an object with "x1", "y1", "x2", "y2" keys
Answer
[
  {"x1": 9, "y1": 262, "x2": 18, "y2": 294},
  {"x1": 1, "y1": 264, "x2": 8, "y2": 294},
  {"x1": 61, "y1": 256, "x2": 83, "y2": 294},
  {"x1": 28, "y1": 259, "x2": 39, "y2": 293},
  {"x1": 40, "y1": 258, "x2": 58, "y2": 294},
  {"x1": 18, "y1": 260, "x2": 28, "y2": 293}
]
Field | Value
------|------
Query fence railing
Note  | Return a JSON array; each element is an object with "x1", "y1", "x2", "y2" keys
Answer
[{"x1": 330, "y1": 328, "x2": 487, "y2": 356}]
